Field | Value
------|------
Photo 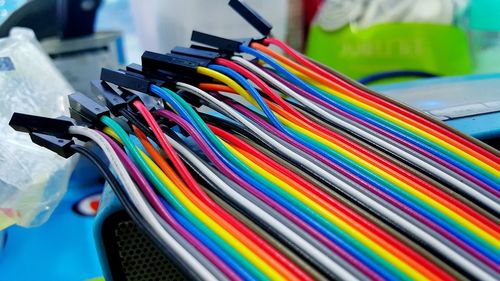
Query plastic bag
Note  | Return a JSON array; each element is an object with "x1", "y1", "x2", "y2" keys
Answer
[{"x1": 0, "y1": 28, "x2": 75, "y2": 229}]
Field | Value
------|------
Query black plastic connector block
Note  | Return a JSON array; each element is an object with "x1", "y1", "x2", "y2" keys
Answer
[
  {"x1": 126, "y1": 63, "x2": 197, "y2": 87},
  {"x1": 170, "y1": 53, "x2": 212, "y2": 67},
  {"x1": 68, "y1": 92, "x2": 110, "y2": 125},
  {"x1": 191, "y1": 31, "x2": 248, "y2": 53},
  {"x1": 29, "y1": 132, "x2": 75, "y2": 158},
  {"x1": 89, "y1": 80, "x2": 127, "y2": 112},
  {"x1": 142, "y1": 51, "x2": 210, "y2": 74},
  {"x1": 9, "y1": 112, "x2": 74, "y2": 139},
  {"x1": 171, "y1": 46, "x2": 220, "y2": 60},
  {"x1": 228, "y1": 0, "x2": 272, "y2": 36},
  {"x1": 189, "y1": 44, "x2": 234, "y2": 58},
  {"x1": 101, "y1": 68, "x2": 152, "y2": 94}
]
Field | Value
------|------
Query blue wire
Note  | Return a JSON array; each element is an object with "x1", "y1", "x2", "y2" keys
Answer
[
  {"x1": 160, "y1": 198, "x2": 256, "y2": 281},
  {"x1": 289, "y1": 127, "x2": 497, "y2": 260},
  {"x1": 150, "y1": 84, "x2": 401, "y2": 280},
  {"x1": 285, "y1": 89, "x2": 498, "y2": 189},
  {"x1": 199, "y1": 66, "x2": 497, "y2": 260},
  {"x1": 225, "y1": 88, "x2": 497, "y2": 261},
  {"x1": 116, "y1": 120, "x2": 264, "y2": 279},
  {"x1": 310, "y1": 88, "x2": 500, "y2": 188},
  {"x1": 239, "y1": 45, "x2": 499, "y2": 187}
]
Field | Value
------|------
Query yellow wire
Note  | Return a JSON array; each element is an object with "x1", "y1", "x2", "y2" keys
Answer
[
  {"x1": 277, "y1": 115, "x2": 499, "y2": 247},
  {"x1": 196, "y1": 66, "x2": 498, "y2": 246},
  {"x1": 220, "y1": 138, "x2": 429, "y2": 280},
  {"x1": 197, "y1": 67, "x2": 261, "y2": 109},
  {"x1": 103, "y1": 127, "x2": 284, "y2": 280},
  {"x1": 282, "y1": 64, "x2": 499, "y2": 177}
]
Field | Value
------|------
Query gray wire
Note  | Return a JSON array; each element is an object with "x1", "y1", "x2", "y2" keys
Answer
[
  {"x1": 151, "y1": 209, "x2": 229, "y2": 281},
  {"x1": 232, "y1": 56, "x2": 500, "y2": 214},
  {"x1": 255, "y1": 116, "x2": 497, "y2": 277},
  {"x1": 298, "y1": 98, "x2": 497, "y2": 211},
  {"x1": 165, "y1": 132, "x2": 362, "y2": 280},
  {"x1": 169, "y1": 134, "x2": 366, "y2": 280},
  {"x1": 175, "y1": 83, "x2": 496, "y2": 281},
  {"x1": 68, "y1": 126, "x2": 218, "y2": 281}
]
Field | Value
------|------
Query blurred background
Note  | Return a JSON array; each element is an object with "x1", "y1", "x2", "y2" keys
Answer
[{"x1": 0, "y1": 0, "x2": 498, "y2": 90}]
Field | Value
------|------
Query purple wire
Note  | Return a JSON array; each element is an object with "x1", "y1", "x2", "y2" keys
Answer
[
  {"x1": 228, "y1": 102, "x2": 497, "y2": 269},
  {"x1": 153, "y1": 109, "x2": 382, "y2": 280},
  {"x1": 98, "y1": 132, "x2": 241, "y2": 281},
  {"x1": 264, "y1": 68, "x2": 495, "y2": 195}
]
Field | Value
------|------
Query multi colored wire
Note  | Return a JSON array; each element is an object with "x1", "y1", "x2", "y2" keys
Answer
[{"x1": 61, "y1": 38, "x2": 499, "y2": 281}]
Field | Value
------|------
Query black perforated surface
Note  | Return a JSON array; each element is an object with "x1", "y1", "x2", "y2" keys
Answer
[{"x1": 102, "y1": 211, "x2": 189, "y2": 281}]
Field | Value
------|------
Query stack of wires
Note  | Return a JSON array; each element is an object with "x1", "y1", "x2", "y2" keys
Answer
[{"x1": 12, "y1": 31, "x2": 499, "y2": 281}]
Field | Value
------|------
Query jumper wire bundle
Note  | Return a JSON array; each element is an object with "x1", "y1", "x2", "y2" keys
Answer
[{"x1": 9, "y1": 1, "x2": 499, "y2": 280}]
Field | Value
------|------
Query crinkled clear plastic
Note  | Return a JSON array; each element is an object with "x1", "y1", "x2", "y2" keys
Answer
[{"x1": 0, "y1": 28, "x2": 75, "y2": 229}]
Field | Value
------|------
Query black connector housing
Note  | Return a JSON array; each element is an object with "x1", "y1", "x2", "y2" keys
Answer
[
  {"x1": 191, "y1": 31, "x2": 249, "y2": 53},
  {"x1": 89, "y1": 80, "x2": 127, "y2": 112},
  {"x1": 68, "y1": 92, "x2": 110, "y2": 125},
  {"x1": 142, "y1": 51, "x2": 210, "y2": 74},
  {"x1": 171, "y1": 46, "x2": 220, "y2": 60},
  {"x1": 29, "y1": 132, "x2": 75, "y2": 158},
  {"x1": 9, "y1": 112, "x2": 74, "y2": 139},
  {"x1": 126, "y1": 63, "x2": 201, "y2": 87},
  {"x1": 101, "y1": 68, "x2": 152, "y2": 94},
  {"x1": 228, "y1": 0, "x2": 272, "y2": 36}
]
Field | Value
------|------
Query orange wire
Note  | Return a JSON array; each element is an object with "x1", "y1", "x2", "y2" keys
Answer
[
  {"x1": 132, "y1": 126, "x2": 308, "y2": 281},
  {"x1": 266, "y1": 101, "x2": 498, "y2": 235},
  {"x1": 199, "y1": 83, "x2": 497, "y2": 234},
  {"x1": 212, "y1": 126, "x2": 452, "y2": 281},
  {"x1": 250, "y1": 42, "x2": 500, "y2": 170},
  {"x1": 199, "y1": 83, "x2": 237, "y2": 93}
]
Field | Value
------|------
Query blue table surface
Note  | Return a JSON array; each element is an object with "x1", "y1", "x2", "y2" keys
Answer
[{"x1": 0, "y1": 159, "x2": 104, "y2": 281}]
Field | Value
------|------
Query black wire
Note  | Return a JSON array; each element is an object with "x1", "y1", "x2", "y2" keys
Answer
[
  {"x1": 69, "y1": 144, "x2": 200, "y2": 280},
  {"x1": 167, "y1": 134, "x2": 335, "y2": 279},
  {"x1": 119, "y1": 108, "x2": 157, "y2": 141}
]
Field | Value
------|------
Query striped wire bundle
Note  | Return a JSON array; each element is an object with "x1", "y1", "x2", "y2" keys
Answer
[{"x1": 19, "y1": 36, "x2": 499, "y2": 280}]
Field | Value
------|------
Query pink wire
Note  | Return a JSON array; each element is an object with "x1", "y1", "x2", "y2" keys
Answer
[
  {"x1": 99, "y1": 132, "x2": 242, "y2": 281},
  {"x1": 228, "y1": 102, "x2": 497, "y2": 270},
  {"x1": 153, "y1": 109, "x2": 384, "y2": 281},
  {"x1": 263, "y1": 68, "x2": 497, "y2": 195}
]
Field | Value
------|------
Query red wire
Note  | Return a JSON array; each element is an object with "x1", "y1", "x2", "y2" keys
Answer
[
  {"x1": 267, "y1": 102, "x2": 498, "y2": 234},
  {"x1": 261, "y1": 37, "x2": 500, "y2": 166},
  {"x1": 132, "y1": 100, "x2": 312, "y2": 281},
  {"x1": 157, "y1": 109, "x2": 383, "y2": 280},
  {"x1": 211, "y1": 125, "x2": 454, "y2": 281},
  {"x1": 214, "y1": 58, "x2": 496, "y2": 234},
  {"x1": 215, "y1": 58, "x2": 308, "y2": 122}
]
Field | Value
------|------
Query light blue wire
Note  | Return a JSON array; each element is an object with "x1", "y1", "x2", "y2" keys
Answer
[
  {"x1": 151, "y1": 84, "x2": 404, "y2": 280},
  {"x1": 161, "y1": 198, "x2": 257, "y2": 281},
  {"x1": 239, "y1": 45, "x2": 499, "y2": 185},
  {"x1": 201, "y1": 66, "x2": 497, "y2": 260}
]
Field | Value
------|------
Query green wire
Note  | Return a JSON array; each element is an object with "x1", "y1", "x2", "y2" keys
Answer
[
  {"x1": 241, "y1": 91, "x2": 493, "y2": 250},
  {"x1": 310, "y1": 85, "x2": 499, "y2": 184},
  {"x1": 287, "y1": 126, "x2": 493, "y2": 250},
  {"x1": 100, "y1": 115, "x2": 267, "y2": 280},
  {"x1": 165, "y1": 88, "x2": 408, "y2": 278}
]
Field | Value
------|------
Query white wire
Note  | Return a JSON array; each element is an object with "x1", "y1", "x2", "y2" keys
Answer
[
  {"x1": 231, "y1": 56, "x2": 500, "y2": 214},
  {"x1": 175, "y1": 82, "x2": 497, "y2": 281},
  {"x1": 68, "y1": 126, "x2": 218, "y2": 281},
  {"x1": 167, "y1": 133, "x2": 360, "y2": 281}
]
